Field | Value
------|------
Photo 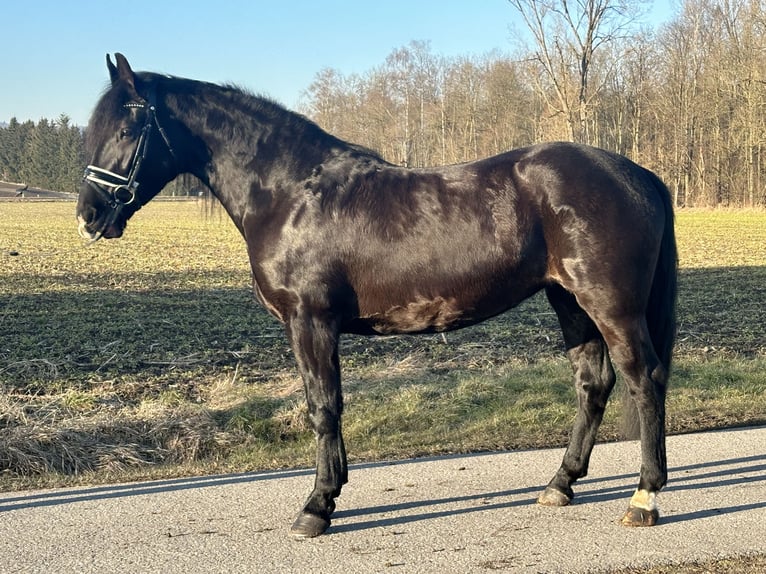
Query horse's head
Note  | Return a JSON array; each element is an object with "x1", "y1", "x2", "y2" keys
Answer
[{"x1": 77, "y1": 54, "x2": 178, "y2": 241}]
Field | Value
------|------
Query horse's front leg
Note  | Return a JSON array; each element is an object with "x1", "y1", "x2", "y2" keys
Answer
[{"x1": 286, "y1": 310, "x2": 347, "y2": 538}]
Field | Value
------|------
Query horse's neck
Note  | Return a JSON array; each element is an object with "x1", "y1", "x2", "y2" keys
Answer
[{"x1": 173, "y1": 88, "x2": 339, "y2": 228}]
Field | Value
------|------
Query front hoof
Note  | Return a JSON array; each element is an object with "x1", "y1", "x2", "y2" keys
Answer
[
  {"x1": 290, "y1": 511, "x2": 331, "y2": 538},
  {"x1": 620, "y1": 506, "x2": 659, "y2": 527},
  {"x1": 537, "y1": 486, "x2": 572, "y2": 507}
]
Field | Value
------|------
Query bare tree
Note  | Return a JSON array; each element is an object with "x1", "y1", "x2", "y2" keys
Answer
[
  {"x1": 300, "y1": 0, "x2": 766, "y2": 207},
  {"x1": 508, "y1": 0, "x2": 645, "y2": 143}
]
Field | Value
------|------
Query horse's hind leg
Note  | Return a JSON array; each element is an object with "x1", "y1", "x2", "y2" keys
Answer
[
  {"x1": 598, "y1": 316, "x2": 668, "y2": 527},
  {"x1": 286, "y1": 309, "x2": 348, "y2": 538},
  {"x1": 538, "y1": 285, "x2": 616, "y2": 507},
  {"x1": 572, "y1": 294, "x2": 668, "y2": 526}
]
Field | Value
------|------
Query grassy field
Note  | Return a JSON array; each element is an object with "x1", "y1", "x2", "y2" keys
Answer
[{"x1": 1, "y1": 202, "x2": 765, "y2": 492}]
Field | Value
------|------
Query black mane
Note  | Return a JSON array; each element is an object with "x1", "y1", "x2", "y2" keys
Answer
[{"x1": 148, "y1": 72, "x2": 382, "y2": 163}]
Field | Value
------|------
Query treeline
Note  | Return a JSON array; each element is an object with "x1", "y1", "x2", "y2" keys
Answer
[
  {"x1": 0, "y1": 116, "x2": 194, "y2": 197},
  {"x1": 0, "y1": 115, "x2": 85, "y2": 193},
  {"x1": 3, "y1": 0, "x2": 765, "y2": 207},
  {"x1": 301, "y1": 0, "x2": 766, "y2": 207}
]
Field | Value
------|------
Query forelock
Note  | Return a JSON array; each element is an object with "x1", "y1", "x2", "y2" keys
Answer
[{"x1": 85, "y1": 84, "x2": 131, "y2": 157}]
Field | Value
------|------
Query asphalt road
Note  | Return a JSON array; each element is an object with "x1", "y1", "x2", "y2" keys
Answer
[{"x1": 1, "y1": 426, "x2": 764, "y2": 573}]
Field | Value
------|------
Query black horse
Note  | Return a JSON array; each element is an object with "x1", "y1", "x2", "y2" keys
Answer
[{"x1": 77, "y1": 54, "x2": 677, "y2": 538}]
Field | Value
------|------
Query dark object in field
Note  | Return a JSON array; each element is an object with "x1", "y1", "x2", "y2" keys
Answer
[{"x1": 77, "y1": 53, "x2": 677, "y2": 537}]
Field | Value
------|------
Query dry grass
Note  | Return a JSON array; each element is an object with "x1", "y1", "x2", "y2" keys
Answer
[{"x1": 1, "y1": 202, "x2": 765, "y2": 491}]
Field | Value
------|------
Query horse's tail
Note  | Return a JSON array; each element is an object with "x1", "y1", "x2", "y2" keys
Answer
[
  {"x1": 623, "y1": 170, "x2": 678, "y2": 439},
  {"x1": 646, "y1": 171, "x2": 678, "y2": 373}
]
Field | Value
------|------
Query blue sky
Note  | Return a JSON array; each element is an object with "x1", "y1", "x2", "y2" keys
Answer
[{"x1": 1, "y1": 1, "x2": 675, "y2": 126}]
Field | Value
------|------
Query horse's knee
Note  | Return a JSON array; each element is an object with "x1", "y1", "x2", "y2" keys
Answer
[{"x1": 308, "y1": 406, "x2": 340, "y2": 436}]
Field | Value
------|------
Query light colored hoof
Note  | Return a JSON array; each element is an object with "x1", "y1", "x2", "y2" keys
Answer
[
  {"x1": 537, "y1": 486, "x2": 572, "y2": 507},
  {"x1": 621, "y1": 505, "x2": 659, "y2": 527},
  {"x1": 621, "y1": 488, "x2": 659, "y2": 526}
]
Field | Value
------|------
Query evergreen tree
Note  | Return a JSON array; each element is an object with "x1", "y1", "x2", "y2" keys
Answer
[
  {"x1": 20, "y1": 118, "x2": 51, "y2": 187},
  {"x1": 55, "y1": 114, "x2": 85, "y2": 192},
  {"x1": 0, "y1": 118, "x2": 31, "y2": 182},
  {"x1": 0, "y1": 116, "x2": 85, "y2": 191}
]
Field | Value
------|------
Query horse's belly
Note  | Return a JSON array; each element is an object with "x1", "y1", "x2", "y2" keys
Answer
[
  {"x1": 350, "y1": 288, "x2": 527, "y2": 335},
  {"x1": 358, "y1": 295, "x2": 464, "y2": 334}
]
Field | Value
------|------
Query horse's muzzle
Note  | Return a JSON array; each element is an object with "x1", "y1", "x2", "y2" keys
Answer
[{"x1": 77, "y1": 215, "x2": 123, "y2": 242}]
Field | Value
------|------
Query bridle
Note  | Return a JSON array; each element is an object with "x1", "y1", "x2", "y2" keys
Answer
[{"x1": 81, "y1": 89, "x2": 175, "y2": 240}]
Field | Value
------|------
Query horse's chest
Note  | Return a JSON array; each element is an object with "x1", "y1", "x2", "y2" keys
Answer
[
  {"x1": 250, "y1": 278, "x2": 286, "y2": 323},
  {"x1": 249, "y1": 248, "x2": 329, "y2": 324}
]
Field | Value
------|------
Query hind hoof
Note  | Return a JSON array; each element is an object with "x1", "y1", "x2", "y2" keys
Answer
[
  {"x1": 290, "y1": 511, "x2": 331, "y2": 538},
  {"x1": 621, "y1": 506, "x2": 659, "y2": 527},
  {"x1": 537, "y1": 486, "x2": 572, "y2": 507}
]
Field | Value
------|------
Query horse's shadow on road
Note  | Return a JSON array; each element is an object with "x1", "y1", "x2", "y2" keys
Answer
[
  {"x1": 1, "y1": 450, "x2": 764, "y2": 533},
  {"x1": 330, "y1": 452, "x2": 766, "y2": 533}
]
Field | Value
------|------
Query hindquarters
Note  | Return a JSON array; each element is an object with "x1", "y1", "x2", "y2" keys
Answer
[
  {"x1": 531, "y1": 144, "x2": 677, "y2": 417},
  {"x1": 524, "y1": 145, "x2": 677, "y2": 363},
  {"x1": 525, "y1": 143, "x2": 677, "y2": 525}
]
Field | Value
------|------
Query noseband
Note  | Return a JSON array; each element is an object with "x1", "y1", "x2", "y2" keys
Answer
[{"x1": 81, "y1": 91, "x2": 175, "y2": 239}]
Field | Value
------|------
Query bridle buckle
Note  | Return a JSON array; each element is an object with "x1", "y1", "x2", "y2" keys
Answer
[{"x1": 113, "y1": 184, "x2": 138, "y2": 205}]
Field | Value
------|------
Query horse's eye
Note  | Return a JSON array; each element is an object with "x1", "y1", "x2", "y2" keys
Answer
[{"x1": 119, "y1": 128, "x2": 132, "y2": 139}]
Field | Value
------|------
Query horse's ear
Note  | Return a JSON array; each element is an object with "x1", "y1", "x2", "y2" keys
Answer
[
  {"x1": 106, "y1": 54, "x2": 119, "y2": 84},
  {"x1": 107, "y1": 53, "x2": 136, "y2": 90}
]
